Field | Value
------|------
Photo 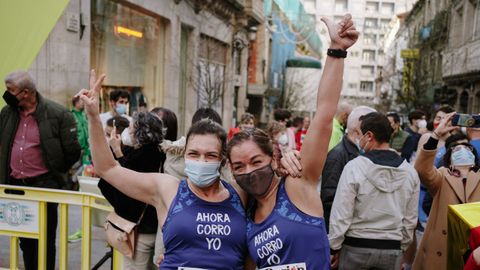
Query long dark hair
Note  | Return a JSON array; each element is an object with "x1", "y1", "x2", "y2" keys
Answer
[
  {"x1": 132, "y1": 112, "x2": 164, "y2": 146},
  {"x1": 151, "y1": 107, "x2": 178, "y2": 141}
]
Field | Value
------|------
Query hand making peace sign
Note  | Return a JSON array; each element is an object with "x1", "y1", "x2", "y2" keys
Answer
[{"x1": 75, "y1": 69, "x2": 106, "y2": 117}]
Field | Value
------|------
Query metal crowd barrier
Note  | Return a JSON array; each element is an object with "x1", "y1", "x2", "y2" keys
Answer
[{"x1": 0, "y1": 184, "x2": 123, "y2": 270}]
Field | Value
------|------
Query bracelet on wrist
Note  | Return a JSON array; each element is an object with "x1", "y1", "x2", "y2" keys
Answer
[{"x1": 327, "y1": 48, "x2": 347, "y2": 58}]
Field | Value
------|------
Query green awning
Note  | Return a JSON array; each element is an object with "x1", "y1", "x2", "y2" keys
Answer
[{"x1": 286, "y1": 57, "x2": 322, "y2": 69}]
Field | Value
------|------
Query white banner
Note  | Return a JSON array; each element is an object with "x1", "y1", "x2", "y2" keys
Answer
[
  {"x1": 260, "y1": 262, "x2": 307, "y2": 270},
  {"x1": 0, "y1": 198, "x2": 39, "y2": 234}
]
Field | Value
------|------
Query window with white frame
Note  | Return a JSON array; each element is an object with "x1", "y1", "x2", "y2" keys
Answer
[
  {"x1": 365, "y1": 1, "x2": 379, "y2": 13},
  {"x1": 364, "y1": 18, "x2": 378, "y2": 29},
  {"x1": 361, "y1": 65, "x2": 375, "y2": 76},
  {"x1": 335, "y1": 0, "x2": 348, "y2": 12},
  {"x1": 381, "y1": 2, "x2": 395, "y2": 15},
  {"x1": 380, "y1": 19, "x2": 391, "y2": 30},
  {"x1": 360, "y1": 81, "x2": 374, "y2": 92},
  {"x1": 363, "y1": 33, "x2": 377, "y2": 45},
  {"x1": 362, "y1": 50, "x2": 376, "y2": 61}
]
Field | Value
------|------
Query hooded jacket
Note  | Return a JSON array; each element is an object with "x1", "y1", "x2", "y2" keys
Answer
[{"x1": 329, "y1": 150, "x2": 420, "y2": 251}]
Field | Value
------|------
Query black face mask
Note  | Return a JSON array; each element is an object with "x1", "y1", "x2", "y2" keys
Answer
[
  {"x1": 3, "y1": 90, "x2": 21, "y2": 108},
  {"x1": 234, "y1": 164, "x2": 275, "y2": 197}
]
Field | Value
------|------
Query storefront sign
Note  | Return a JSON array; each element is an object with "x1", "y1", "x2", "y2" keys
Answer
[
  {"x1": 0, "y1": 198, "x2": 39, "y2": 234},
  {"x1": 114, "y1": 26, "x2": 143, "y2": 38},
  {"x1": 401, "y1": 49, "x2": 419, "y2": 59}
]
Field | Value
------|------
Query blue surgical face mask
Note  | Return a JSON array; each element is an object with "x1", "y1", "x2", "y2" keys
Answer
[
  {"x1": 184, "y1": 159, "x2": 221, "y2": 188},
  {"x1": 451, "y1": 147, "x2": 475, "y2": 167},
  {"x1": 116, "y1": 103, "x2": 127, "y2": 115},
  {"x1": 355, "y1": 134, "x2": 369, "y2": 155}
]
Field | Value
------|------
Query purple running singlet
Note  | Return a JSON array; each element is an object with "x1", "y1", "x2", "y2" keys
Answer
[
  {"x1": 160, "y1": 180, "x2": 247, "y2": 270},
  {"x1": 247, "y1": 180, "x2": 330, "y2": 270}
]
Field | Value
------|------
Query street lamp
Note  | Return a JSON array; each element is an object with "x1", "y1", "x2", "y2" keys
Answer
[{"x1": 248, "y1": 26, "x2": 257, "y2": 41}]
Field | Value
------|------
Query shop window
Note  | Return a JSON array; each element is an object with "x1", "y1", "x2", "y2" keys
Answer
[{"x1": 91, "y1": 0, "x2": 164, "y2": 113}]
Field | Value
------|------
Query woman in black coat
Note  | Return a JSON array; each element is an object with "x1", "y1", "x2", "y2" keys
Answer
[{"x1": 99, "y1": 112, "x2": 165, "y2": 270}]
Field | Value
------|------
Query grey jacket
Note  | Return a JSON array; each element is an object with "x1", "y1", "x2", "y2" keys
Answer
[{"x1": 329, "y1": 150, "x2": 420, "y2": 251}]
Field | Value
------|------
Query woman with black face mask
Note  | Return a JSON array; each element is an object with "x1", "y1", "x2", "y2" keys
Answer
[
  {"x1": 413, "y1": 112, "x2": 480, "y2": 270},
  {"x1": 227, "y1": 14, "x2": 359, "y2": 270},
  {"x1": 78, "y1": 72, "x2": 252, "y2": 270}
]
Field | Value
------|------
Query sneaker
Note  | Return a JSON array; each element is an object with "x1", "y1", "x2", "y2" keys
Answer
[{"x1": 68, "y1": 230, "x2": 82, "y2": 243}]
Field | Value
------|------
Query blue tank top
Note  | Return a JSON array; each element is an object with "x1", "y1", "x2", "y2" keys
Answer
[
  {"x1": 246, "y1": 180, "x2": 330, "y2": 269},
  {"x1": 161, "y1": 180, "x2": 247, "y2": 270}
]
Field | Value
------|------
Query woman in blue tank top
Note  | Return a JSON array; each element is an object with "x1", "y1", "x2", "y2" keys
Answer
[
  {"x1": 226, "y1": 15, "x2": 359, "y2": 270},
  {"x1": 78, "y1": 72, "x2": 252, "y2": 269}
]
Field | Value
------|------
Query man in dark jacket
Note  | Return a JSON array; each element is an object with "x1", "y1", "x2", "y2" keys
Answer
[
  {"x1": 0, "y1": 71, "x2": 81, "y2": 270},
  {"x1": 321, "y1": 106, "x2": 376, "y2": 231}
]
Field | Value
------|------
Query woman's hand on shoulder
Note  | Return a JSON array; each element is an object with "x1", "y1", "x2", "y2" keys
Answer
[
  {"x1": 321, "y1": 14, "x2": 359, "y2": 50},
  {"x1": 280, "y1": 150, "x2": 303, "y2": 178}
]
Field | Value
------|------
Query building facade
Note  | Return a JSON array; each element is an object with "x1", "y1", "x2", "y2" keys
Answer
[
  {"x1": 28, "y1": 0, "x2": 265, "y2": 135},
  {"x1": 442, "y1": 0, "x2": 480, "y2": 113},
  {"x1": 303, "y1": 0, "x2": 415, "y2": 107},
  {"x1": 246, "y1": 0, "x2": 323, "y2": 125},
  {"x1": 380, "y1": 0, "x2": 480, "y2": 114}
]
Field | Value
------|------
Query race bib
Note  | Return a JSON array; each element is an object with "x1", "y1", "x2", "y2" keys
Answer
[
  {"x1": 260, "y1": 262, "x2": 307, "y2": 270},
  {"x1": 178, "y1": 267, "x2": 207, "y2": 270}
]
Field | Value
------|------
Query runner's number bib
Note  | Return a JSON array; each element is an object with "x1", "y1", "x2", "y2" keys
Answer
[{"x1": 259, "y1": 262, "x2": 307, "y2": 270}]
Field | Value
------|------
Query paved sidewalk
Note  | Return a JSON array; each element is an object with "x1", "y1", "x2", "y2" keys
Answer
[{"x1": 0, "y1": 205, "x2": 113, "y2": 269}]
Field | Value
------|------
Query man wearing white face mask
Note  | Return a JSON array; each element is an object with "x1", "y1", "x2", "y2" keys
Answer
[
  {"x1": 404, "y1": 110, "x2": 427, "y2": 162},
  {"x1": 100, "y1": 89, "x2": 132, "y2": 127}
]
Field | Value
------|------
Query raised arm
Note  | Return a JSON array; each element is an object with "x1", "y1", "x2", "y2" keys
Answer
[
  {"x1": 78, "y1": 70, "x2": 179, "y2": 208},
  {"x1": 414, "y1": 112, "x2": 458, "y2": 194},
  {"x1": 302, "y1": 14, "x2": 359, "y2": 183}
]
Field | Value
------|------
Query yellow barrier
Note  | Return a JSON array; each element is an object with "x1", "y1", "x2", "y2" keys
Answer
[{"x1": 0, "y1": 184, "x2": 123, "y2": 270}]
